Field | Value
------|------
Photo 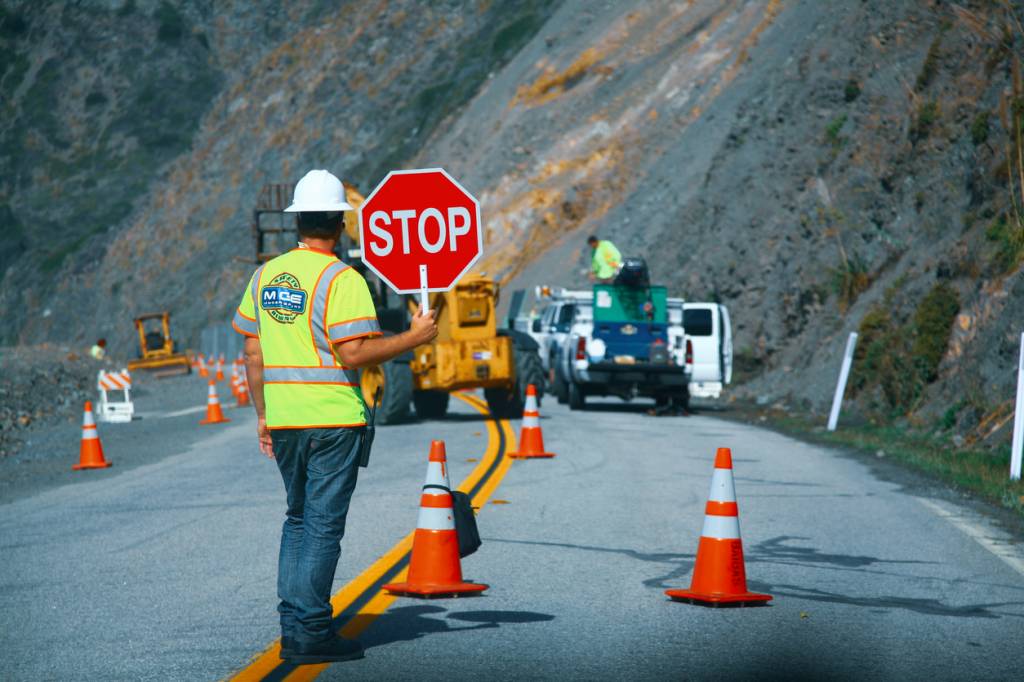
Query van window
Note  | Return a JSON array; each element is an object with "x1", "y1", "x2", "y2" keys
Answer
[{"x1": 684, "y1": 309, "x2": 713, "y2": 336}]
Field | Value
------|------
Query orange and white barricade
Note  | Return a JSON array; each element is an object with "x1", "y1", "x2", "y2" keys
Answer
[{"x1": 96, "y1": 369, "x2": 134, "y2": 423}]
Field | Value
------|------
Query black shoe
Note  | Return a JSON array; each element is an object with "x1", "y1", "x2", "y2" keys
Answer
[
  {"x1": 280, "y1": 637, "x2": 295, "y2": 659},
  {"x1": 285, "y1": 636, "x2": 365, "y2": 664}
]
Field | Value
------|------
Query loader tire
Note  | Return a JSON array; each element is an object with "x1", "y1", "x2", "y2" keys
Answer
[
  {"x1": 360, "y1": 360, "x2": 412, "y2": 425},
  {"x1": 484, "y1": 347, "x2": 545, "y2": 418},
  {"x1": 413, "y1": 390, "x2": 450, "y2": 420}
]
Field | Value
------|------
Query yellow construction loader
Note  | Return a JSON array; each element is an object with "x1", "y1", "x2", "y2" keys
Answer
[
  {"x1": 126, "y1": 312, "x2": 191, "y2": 375},
  {"x1": 251, "y1": 183, "x2": 543, "y2": 421}
]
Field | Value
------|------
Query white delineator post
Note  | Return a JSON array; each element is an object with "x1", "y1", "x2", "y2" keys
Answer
[
  {"x1": 827, "y1": 332, "x2": 859, "y2": 432},
  {"x1": 419, "y1": 264, "x2": 429, "y2": 314},
  {"x1": 1010, "y1": 332, "x2": 1024, "y2": 481}
]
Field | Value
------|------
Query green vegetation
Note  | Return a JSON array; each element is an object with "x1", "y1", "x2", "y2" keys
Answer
[
  {"x1": 911, "y1": 282, "x2": 960, "y2": 382},
  {"x1": 915, "y1": 35, "x2": 941, "y2": 91},
  {"x1": 829, "y1": 250, "x2": 869, "y2": 311},
  {"x1": 155, "y1": 1, "x2": 184, "y2": 43},
  {"x1": 985, "y1": 214, "x2": 1024, "y2": 273},
  {"x1": 765, "y1": 414, "x2": 1024, "y2": 517},
  {"x1": 971, "y1": 111, "x2": 990, "y2": 145},
  {"x1": 843, "y1": 78, "x2": 860, "y2": 102},
  {"x1": 824, "y1": 113, "x2": 847, "y2": 147},
  {"x1": 909, "y1": 100, "x2": 939, "y2": 143},
  {"x1": 852, "y1": 283, "x2": 960, "y2": 415}
]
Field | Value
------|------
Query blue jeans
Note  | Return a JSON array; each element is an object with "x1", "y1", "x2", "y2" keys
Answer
[{"x1": 271, "y1": 427, "x2": 362, "y2": 644}]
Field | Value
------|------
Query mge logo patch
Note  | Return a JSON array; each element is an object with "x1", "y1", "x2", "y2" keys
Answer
[{"x1": 261, "y1": 273, "x2": 307, "y2": 323}]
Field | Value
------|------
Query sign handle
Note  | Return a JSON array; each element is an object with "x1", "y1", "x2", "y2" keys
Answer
[
  {"x1": 827, "y1": 332, "x2": 858, "y2": 432},
  {"x1": 419, "y1": 264, "x2": 429, "y2": 314}
]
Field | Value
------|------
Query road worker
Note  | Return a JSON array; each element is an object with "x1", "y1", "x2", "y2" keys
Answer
[
  {"x1": 587, "y1": 234, "x2": 622, "y2": 283},
  {"x1": 89, "y1": 338, "x2": 106, "y2": 360},
  {"x1": 233, "y1": 169, "x2": 438, "y2": 665}
]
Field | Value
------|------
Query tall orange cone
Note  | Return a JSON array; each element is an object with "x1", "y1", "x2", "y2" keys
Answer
[
  {"x1": 665, "y1": 447, "x2": 771, "y2": 606},
  {"x1": 384, "y1": 440, "x2": 488, "y2": 598},
  {"x1": 73, "y1": 401, "x2": 111, "y2": 470},
  {"x1": 200, "y1": 380, "x2": 231, "y2": 424},
  {"x1": 198, "y1": 355, "x2": 209, "y2": 378},
  {"x1": 509, "y1": 384, "x2": 554, "y2": 458}
]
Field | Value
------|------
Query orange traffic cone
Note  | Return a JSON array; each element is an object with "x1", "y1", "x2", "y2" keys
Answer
[
  {"x1": 665, "y1": 447, "x2": 772, "y2": 607},
  {"x1": 234, "y1": 372, "x2": 250, "y2": 407},
  {"x1": 198, "y1": 355, "x2": 209, "y2": 378},
  {"x1": 509, "y1": 384, "x2": 554, "y2": 458},
  {"x1": 215, "y1": 356, "x2": 225, "y2": 382},
  {"x1": 384, "y1": 440, "x2": 488, "y2": 598},
  {"x1": 200, "y1": 380, "x2": 231, "y2": 424},
  {"x1": 73, "y1": 401, "x2": 111, "y2": 470}
]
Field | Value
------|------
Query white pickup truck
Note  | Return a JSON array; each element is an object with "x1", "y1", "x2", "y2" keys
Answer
[{"x1": 683, "y1": 303, "x2": 733, "y2": 399}]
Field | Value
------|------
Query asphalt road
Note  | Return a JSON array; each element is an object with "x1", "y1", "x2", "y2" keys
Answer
[{"x1": 2, "y1": 387, "x2": 1023, "y2": 681}]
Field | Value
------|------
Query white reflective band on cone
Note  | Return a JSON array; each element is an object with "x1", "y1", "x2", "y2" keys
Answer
[
  {"x1": 701, "y1": 514, "x2": 741, "y2": 539},
  {"x1": 707, "y1": 469, "x2": 737, "y2": 503},
  {"x1": 524, "y1": 393, "x2": 538, "y2": 412},
  {"x1": 416, "y1": 506, "x2": 455, "y2": 531},
  {"x1": 82, "y1": 412, "x2": 95, "y2": 428},
  {"x1": 423, "y1": 462, "x2": 448, "y2": 488},
  {"x1": 82, "y1": 428, "x2": 98, "y2": 441},
  {"x1": 522, "y1": 413, "x2": 540, "y2": 428}
]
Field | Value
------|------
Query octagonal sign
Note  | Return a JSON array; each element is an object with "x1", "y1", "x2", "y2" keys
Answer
[{"x1": 358, "y1": 168, "x2": 483, "y2": 296}]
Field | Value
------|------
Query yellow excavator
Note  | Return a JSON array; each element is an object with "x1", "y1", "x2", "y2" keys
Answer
[
  {"x1": 126, "y1": 312, "x2": 191, "y2": 375},
  {"x1": 251, "y1": 183, "x2": 543, "y2": 422}
]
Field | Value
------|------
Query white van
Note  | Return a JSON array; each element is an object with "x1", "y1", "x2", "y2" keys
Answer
[{"x1": 683, "y1": 303, "x2": 733, "y2": 399}]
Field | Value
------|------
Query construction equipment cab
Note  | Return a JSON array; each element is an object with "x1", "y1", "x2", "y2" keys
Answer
[
  {"x1": 126, "y1": 312, "x2": 191, "y2": 376},
  {"x1": 683, "y1": 303, "x2": 733, "y2": 399}
]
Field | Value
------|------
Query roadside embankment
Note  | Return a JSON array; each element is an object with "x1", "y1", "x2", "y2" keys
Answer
[
  {"x1": 715, "y1": 399, "x2": 1024, "y2": 522},
  {"x1": 0, "y1": 345, "x2": 100, "y2": 458}
]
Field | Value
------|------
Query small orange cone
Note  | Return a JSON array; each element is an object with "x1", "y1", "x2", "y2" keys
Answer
[
  {"x1": 509, "y1": 384, "x2": 554, "y2": 458},
  {"x1": 384, "y1": 440, "x2": 488, "y2": 598},
  {"x1": 665, "y1": 447, "x2": 771, "y2": 607},
  {"x1": 198, "y1": 355, "x2": 209, "y2": 378},
  {"x1": 215, "y1": 356, "x2": 225, "y2": 382},
  {"x1": 73, "y1": 401, "x2": 111, "y2": 470},
  {"x1": 233, "y1": 372, "x2": 250, "y2": 408},
  {"x1": 200, "y1": 380, "x2": 231, "y2": 424}
]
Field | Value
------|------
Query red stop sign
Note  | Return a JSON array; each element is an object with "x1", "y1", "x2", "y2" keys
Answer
[{"x1": 358, "y1": 168, "x2": 483, "y2": 294}]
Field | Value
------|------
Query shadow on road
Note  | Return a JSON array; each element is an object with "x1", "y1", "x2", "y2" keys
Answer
[
  {"x1": 757, "y1": 584, "x2": 1024, "y2": 619},
  {"x1": 355, "y1": 605, "x2": 555, "y2": 649}
]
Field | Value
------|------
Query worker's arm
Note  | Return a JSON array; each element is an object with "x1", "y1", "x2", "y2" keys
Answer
[
  {"x1": 243, "y1": 336, "x2": 273, "y2": 459},
  {"x1": 334, "y1": 309, "x2": 438, "y2": 368}
]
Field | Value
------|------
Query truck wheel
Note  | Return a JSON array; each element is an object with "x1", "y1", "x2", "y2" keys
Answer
[
  {"x1": 568, "y1": 380, "x2": 586, "y2": 410},
  {"x1": 360, "y1": 360, "x2": 412, "y2": 425},
  {"x1": 413, "y1": 390, "x2": 450, "y2": 420},
  {"x1": 553, "y1": 369, "x2": 568, "y2": 404}
]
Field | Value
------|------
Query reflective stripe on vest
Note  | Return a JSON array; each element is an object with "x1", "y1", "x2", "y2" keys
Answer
[{"x1": 264, "y1": 366, "x2": 358, "y2": 385}]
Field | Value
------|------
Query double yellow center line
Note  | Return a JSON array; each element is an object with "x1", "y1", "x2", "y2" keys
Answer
[{"x1": 230, "y1": 393, "x2": 515, "y2": 681}]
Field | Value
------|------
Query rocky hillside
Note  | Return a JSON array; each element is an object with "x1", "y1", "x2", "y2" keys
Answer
[{"x1": 3, "y1": 0, "x2": 1024, "y2": 451}]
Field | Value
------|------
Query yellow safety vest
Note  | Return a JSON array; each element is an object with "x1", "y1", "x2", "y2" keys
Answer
[
  {"x1": 233, "y1": 246, "x2": 381, "y2": 429},
  {"x1": 592, "y1": 240, "x2": 622, "y2": 279}
]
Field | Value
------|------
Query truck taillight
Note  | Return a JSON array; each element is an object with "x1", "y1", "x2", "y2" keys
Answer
[
  {"x1": 685, "y1": 339, "x2": 694, "y2": 365},
  {"x1": 576, "y1": 336, "x2": 587, "y2": 361}
]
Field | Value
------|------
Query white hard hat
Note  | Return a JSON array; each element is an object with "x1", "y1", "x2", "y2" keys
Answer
[{"x1": 284, "y1": 169, "x2": 354, "y2": 212}]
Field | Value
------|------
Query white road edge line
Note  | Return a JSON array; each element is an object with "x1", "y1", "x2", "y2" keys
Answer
[
  {"x1": 917, "y1": 497, "x2": 1024, "y2": 578},
  {"x1": 135, "y1": 405, "x2": 209, "y2": 419}
]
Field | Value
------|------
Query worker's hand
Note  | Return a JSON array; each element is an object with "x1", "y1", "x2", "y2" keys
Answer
[
  {"x1": 408, "y1": 308, "x2": 438, "y2": 346},
  {"x1": 257, "y1": 416, "x2": 274, "y2": 459}
]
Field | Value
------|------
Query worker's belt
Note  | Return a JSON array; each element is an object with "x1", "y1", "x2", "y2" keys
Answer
[{"x1": 264, "y1": 367, "x2": 359, "y2": 385}]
